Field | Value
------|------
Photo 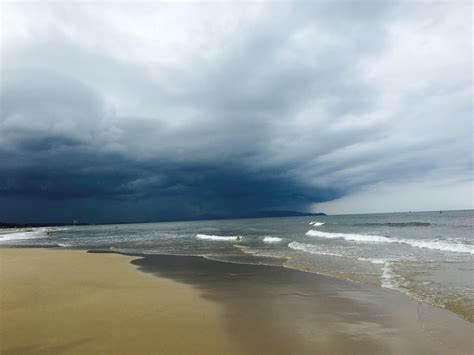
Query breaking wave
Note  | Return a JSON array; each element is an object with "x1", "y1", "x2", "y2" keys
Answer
[
  {"x1": 263, "y1": 236, "x2": 283, "y2": 243},
  {"x1": 403, "y1": 240, "x2": 474, "y2": 254},
  {"x1": 196, "y1": 234, "x2": 239, "y2": 241},
  {"x1": 0, "y1": 228, "x2": 49, "y2": 242},
  {"x1": 306, "y1": 230, "x2": 392, "y2": 243},
  {"x1": 308, "y1": 221, "x2": 326, "y2": 226},
  {"x1": 306, "y1": 230, "x2": 474, "y2": 254}
]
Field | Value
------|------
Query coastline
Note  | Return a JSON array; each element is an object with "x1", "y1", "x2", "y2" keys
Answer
[
  {"x1": 1, "y1": 247, "x2": 473, "y2": 354},
  {"x1": 127, "y1": 251, "x2": 473, "y2": 354}
]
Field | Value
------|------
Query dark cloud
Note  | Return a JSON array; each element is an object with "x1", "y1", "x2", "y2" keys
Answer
[{"x1": 0, "y1": 1, "x2": 471, "y2": 222}]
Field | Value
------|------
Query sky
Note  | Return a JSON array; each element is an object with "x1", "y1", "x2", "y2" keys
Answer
[{"x1": 0, "y1": 1, "x2": 472, "y2": 223}]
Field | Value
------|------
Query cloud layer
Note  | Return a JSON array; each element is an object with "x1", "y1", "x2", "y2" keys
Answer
[{"x1": 0, "y1": 1, "x2": 472, "y2": 222}]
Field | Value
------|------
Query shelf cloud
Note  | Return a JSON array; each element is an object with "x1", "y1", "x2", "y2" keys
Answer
[{"x1": 0, "y1": 1, "x2": 472, "y2": 222}]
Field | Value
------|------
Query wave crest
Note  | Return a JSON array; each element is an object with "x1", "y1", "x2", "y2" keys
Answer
[
  {"x1": 306, "y1": 229, "x2": 392, "y2": 243},
  {"x1": 309, "y1": 221, "x2": 326, "y2": 226},
  {"x1": 196, "y1": 234, "x2": 239, "y2": 241},
  {"x1": 0, "y1": 228, "x2": 49, "y2": 242},
  {"x1": 263, "y1": 236, "x2": 282, "y2": 243},
  {"x1": 306, "y1": 230, "x2": 474, "y2": 254}
]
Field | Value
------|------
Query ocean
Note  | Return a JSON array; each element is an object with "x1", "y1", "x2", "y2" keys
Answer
[{"x1": 1, "y1": 210, "x2": 472, "y2": 321}]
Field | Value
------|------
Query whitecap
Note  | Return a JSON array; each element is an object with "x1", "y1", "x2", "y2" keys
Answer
[
  {"x1": 306, "y1": 229, "x2": 392, "y2": 243},
  {"x1": 306, "y1": 230, "x2": 474, "y2": 255},
  {"x1": 263, "y1": 236, "x2": 282, "y2": 243},
  {"x1": 402, "y1": 239, "x2": 474, "y2": 254},
  {"x1": 196, "y1": 234, "x2": 239, "y2": 241}
]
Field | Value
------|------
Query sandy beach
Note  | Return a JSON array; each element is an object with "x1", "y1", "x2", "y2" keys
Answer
[
  {"x1": 1, "y1": 248, "x2": 473, "y2": 355},
  {"x1": 0, "y1": 248, "x2": 239, "y2": 355}
]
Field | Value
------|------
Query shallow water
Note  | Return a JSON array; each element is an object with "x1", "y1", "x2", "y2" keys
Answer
[
  {"x1": 129, "y1": 253, "x2": 474, "y2": 355},
  {"x1": 2, "y1": 210, "x2": 473, "y2": 320}
]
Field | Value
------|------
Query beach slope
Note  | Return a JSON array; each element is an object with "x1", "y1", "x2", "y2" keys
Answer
[{"x1": 0, "y1": 248, "x2": 238, "y2": 355}]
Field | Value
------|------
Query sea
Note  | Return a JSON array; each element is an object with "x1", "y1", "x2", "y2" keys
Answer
[{"x1": 1, "y1": 210, "x2": 472, "y2": 321}]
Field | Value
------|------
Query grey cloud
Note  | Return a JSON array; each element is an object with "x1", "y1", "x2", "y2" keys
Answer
[{"x1": 0, "y1": 1, "x2": 471, "y2": 222}]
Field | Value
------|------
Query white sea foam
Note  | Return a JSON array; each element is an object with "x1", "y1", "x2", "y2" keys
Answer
[
  {"x1": 0, "y1": 228, "x2": 49, "y2": 242},
  {"x1": 306, "y1": 230, "x2": 474, "y2": 254},
  {"x1": 381, "y1": 261, "x2": 397, "y2": 289},
  {"x1": 357, "y1": 257, "x2": 387, "y2": 264},
  {"x1": 53, "y1": 227, "x2": 71, "y2": 232},
  {"x1": 357, "y1": 257, "x2": 399, "y2": 289},
  {"x1": 263, "y1": 236, "x2": 283, "y2": 243},
  {"x1": 401, "y1": 239, "x2": 474, "y2": 254},
  {"x1": 288, "y1": 241, "x2": 342, "y2": 257},
  {"x1": 196, "y1": 234, "x2": 239, "y2": 241},
  {"x1": 306, "y1": 230, "x2": 393, "y2": 243},
  {"x1": 309, "y1": 221, "x2": 325, "y2": 226},
  {"x1": 57, "y1": 243, "x2": 72, "y2": 247},
  {"x1": 290, "y1": 243, "x2": 402, "y2": 289}
]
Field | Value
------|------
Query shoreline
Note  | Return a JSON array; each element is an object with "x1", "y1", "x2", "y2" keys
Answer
[
  {"x1": 96, "y1": 248, "x2": 474, "y2": 323},
  {"x1": 3, "y1": 242, "x2": 473, "y2": 322},
  {"x1": 4, "y1": 243, "x2": 474, "y2": 322},
  {"x1": 1, "y1": 213, "x2": 472, "y2": 325},
  {"x1": 1, "y1": 247, "x2": 473, "y2": 354}
]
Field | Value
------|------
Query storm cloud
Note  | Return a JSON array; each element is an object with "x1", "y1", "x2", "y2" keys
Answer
[{"x1": 0, "y1": 1, "x2": 472, "y2": 223}]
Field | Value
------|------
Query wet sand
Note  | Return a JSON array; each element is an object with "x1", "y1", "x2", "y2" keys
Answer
[
  {"x1": 128, "y1": 253, "x2": 473, "y2": 355},
  {"x1": 1, "y1": 248, "x2": 473, "y2": 354}
]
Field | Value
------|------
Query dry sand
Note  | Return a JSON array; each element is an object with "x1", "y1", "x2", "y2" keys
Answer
[{"x1": 0, "y1": 248, "x2": 239, "y2": 355}]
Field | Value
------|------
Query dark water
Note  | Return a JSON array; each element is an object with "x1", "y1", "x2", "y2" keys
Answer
[{"x1": 1, "y1": 210, "x2": 473, "y2": 320}]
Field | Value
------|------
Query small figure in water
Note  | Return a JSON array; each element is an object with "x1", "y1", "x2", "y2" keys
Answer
[
  {"x1": 237, "y1": 236, "x2": 241, "y2": 241},
  {"x1": 47, "y1": 230, "x2": 53, "y2": 236}
]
